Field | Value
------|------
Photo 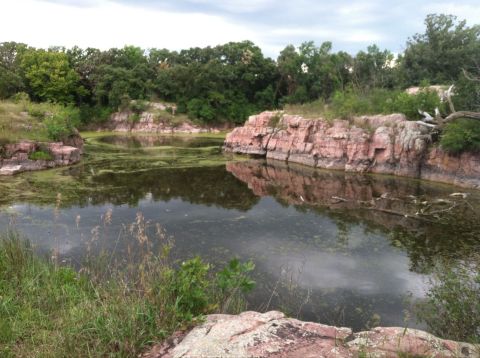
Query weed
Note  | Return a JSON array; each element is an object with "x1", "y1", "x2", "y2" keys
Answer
[{"x1": 28, "y1": 150, "x2": 53, "y2": 161}]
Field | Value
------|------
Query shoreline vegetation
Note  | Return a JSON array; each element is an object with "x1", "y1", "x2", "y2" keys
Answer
[{"x1": 0, "y1": 218, "x2": 255, "y2": 357}]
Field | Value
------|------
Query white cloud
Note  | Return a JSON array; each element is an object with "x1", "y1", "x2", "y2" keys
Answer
[
  {"x1": 0, "y1": 0, "x2": 259, "y2": 50},
  {"x1": 189, "y1": 0, "x2": 276, "y2": 13},
  {"x1": 422, "y1": 2, "x2": 480, "y2": 26}
]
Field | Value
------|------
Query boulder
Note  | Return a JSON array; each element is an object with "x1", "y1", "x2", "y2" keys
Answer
[
  {"x1": 144, "y1": 311, "x2": 476, "y2": 358},
  {"x1": 0, "y1": 140, "x2": 82, "y2": 175}
]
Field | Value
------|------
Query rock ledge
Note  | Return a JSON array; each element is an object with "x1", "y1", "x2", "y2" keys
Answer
[
  {"x1": 144, "y1": 311, "x2": 476, "y2": 358},
  {"x1": 0, "y1": 140, "x2": 82, "y2": 175},
  {"x1": 223, "y1": 111, "x2": 480, "y2": 189}
]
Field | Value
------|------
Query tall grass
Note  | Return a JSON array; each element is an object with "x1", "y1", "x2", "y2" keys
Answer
[
  {"x1": 283, "y1": 88, "x2": 444, "y2": 121},
  {"x1": 0, "y1": 214, "x2": 255, "y2": 357}
]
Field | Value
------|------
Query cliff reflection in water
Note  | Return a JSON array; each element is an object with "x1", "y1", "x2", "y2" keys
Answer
[{"x1": 226, "y1": 159, "x2": 480, "y2": 274}]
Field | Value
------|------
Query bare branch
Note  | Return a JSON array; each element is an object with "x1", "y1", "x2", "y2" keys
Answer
[
  {"x1": 416, "y1": 121, "x2": 437, "y2": 128},
  {"x1": 444, "y1": 111, "x2": 480, "y2": 122},
  {"x1": 418, "y1": 109, "x2": 434, "y2": 121},
  {"x1": 445, "y1": 84, "x2": 456, "y2": 113},
  {"x1": 462, "y1": 68, "x2": 480, "y2": 82}
]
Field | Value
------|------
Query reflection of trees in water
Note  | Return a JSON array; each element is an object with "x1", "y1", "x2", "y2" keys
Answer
[
  {"x1": 90, "y1": 166, "x2": 259, "y2": 210},
  {"x1": 226, "y1": 159, "x2": 480, "y2": 274}
]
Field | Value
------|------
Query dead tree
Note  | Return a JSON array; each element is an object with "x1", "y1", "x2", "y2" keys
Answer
[{"x1": 416, "y1": 84, "x2": 480, "y2": 128}]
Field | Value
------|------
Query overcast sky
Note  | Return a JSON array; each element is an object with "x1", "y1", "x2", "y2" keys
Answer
[{"x1": 2, "y1": 0, "x2": 479, "y2": 58}]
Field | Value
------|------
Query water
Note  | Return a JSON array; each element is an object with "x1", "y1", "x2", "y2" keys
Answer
[{"x1": 1, "y1": 134, "x2": 479, "y2": 332}]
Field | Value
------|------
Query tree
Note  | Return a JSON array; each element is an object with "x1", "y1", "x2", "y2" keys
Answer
[
  {"x1": 400, "y1": 14, "x2": 480, "y2": 86},
  {"x1": 0, "y1": 42, "x2": 27, "y2": 98},
  {"x1": 352, "y1": 45, "x2": 395, "y2": 90},
  {"x1": 21, "y1": 49, "x2": 84, "y2": 104}
]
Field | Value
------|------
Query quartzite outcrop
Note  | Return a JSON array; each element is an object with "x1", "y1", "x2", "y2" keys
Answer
[
  {"x1": 0, "y1": 139, "x2": 82, "y2": 175},
  {"x1": 224, "y1": 111, "x2": 480, "y2": 188},
  {"x1": 145, "y1": 311, "x2": 476, "y2": 358}
]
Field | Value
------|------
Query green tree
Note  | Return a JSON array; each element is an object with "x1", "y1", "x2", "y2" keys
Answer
[
  {"x1": 21, "y1": 49, "x2": 84, "y2": 104},
  {"x1": 400, "y1": 14, "x2": 480, "y2": 86},
  {"x1": 352, "y1": 45, "x2": 395, "y2": 90},
  {"x1": 0, "y1": 42, "x2": 27, "y2": 99}
]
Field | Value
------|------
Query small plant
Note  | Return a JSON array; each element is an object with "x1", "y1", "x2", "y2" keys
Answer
[
  {"x1": 10, "y1": 92, "x2": 30, "y2": 104},
  {"x1": 440, "y1": 119, "x2": 480, "y2": 154},
  {"x1": 268, "y1": 112, "x2": 283, "y2": 128},
  {"x1": 130, "y1": 100, "x2": 149, "y2": 114},
  {"x1": 128, "y1": 113, "x2": 141, "y2": 123},
  {"x1": 28, "y1": 150, "x2": 53, "y2": 161}
]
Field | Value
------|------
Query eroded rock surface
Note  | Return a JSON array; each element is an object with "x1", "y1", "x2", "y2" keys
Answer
[
  {"x1": 0, "y1": 140, "x2": 81, "y2": 175},
  {"x1": 108, "y1": 111, "x2": 221, "y2": 134},
  {"x1": 144, "y1": 311, "x2": 476, "y2": 358},
  {"x1": 224, "y1": 111, "x2": 480, "y2": 188}
]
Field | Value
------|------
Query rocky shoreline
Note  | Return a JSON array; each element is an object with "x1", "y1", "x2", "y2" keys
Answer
[
  {"x1": 145, "y1": 311, "x2": 476, "y2": 358},
  {"x1": 106, "y1": 111, "x2": 224, "y2": 134},
  {"x1": 224, "y1": 111, "x2": 480, "y2": 189},
  {"x1": 0, "y1": 138, "x2": 83, "y2": 175}
]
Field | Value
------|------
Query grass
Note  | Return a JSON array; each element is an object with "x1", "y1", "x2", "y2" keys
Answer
[
  {"x1": 283, "y1": 88, "x2": 443, "y2": 122},
  {"x1": 0, "y1": 100, "x2": 63, "y2": 143},
  {"x1": 0, "y1": 220, "x2": 255, "y2": 357},
  {"x1": 28, "y1": 150, "x2": 53, "y2": 161}
]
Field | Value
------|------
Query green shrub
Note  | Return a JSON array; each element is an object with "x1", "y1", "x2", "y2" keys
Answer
[
  {"x1": 286, "y1": 88, "x2": 444, "y2": 121},
  {"x1": 390, "y1": 90, "x2": 443, "y2": 120},
  {"x1": 27, "y1": 104, "x2": 47, "y2": 119},
  {"x1": 415, "y1": 257, "x2": 480, "y2": 343},
  {"x1": 44, "y1": 106, "x2": 80, "y2": 141},
  {"x1": 130, "y1": 100, "x2": 149, "y2": 114},
  {"x1": 78, "y1": 105, "x2": 113, "y2": 125},
  {"x1": 187, "y1": 98, "x2": 216, "y2": 122},
  {"x1": 167, "y1": 257, "x2": 211, "y2": 321},
  {"x1": 216, "y1": 258, "x2": 255, "y2": 296},
  {"x1": 10, "y1": 92, "x2": 30, "y2": 104},
  {"x1": 440, "y1": 119, "x2": 480, "y2": 154},
  {"x1": 28, "y1": 150, "x2": 53, "y2": 161}
]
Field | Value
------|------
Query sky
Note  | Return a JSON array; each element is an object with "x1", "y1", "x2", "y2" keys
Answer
[{"x1": 1, "y1": 0, "x2": 479, "y2": 58}]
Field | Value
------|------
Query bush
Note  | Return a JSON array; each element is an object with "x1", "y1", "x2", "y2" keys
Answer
[
  {"x1": 10, "y1": 92, "x2": 30, "y2": 104},
  {"x1": 390, "y1": 90, "x2": 443, "y2": 120},
  {"x1": 440, "y1": 119, "x2": 480, "y2": 154},
  {"x1": 130, "y1": 100, "x2": 149, "y2": 114},
  {"x1": 415, "y1": 258, "x2": 480, "y2": 343},
  {"x1": 28, "y1": 150, "x2": 53, "y2": 161},
  {"x1": 187, "y1": 98, "x2": 216, "y2": 122},
  {"x1": 78, "y1": 105, "x2": 113, "y2": 125},
  {"x1": 44, "y1": 106, "x2": 80, "y2": 141}
]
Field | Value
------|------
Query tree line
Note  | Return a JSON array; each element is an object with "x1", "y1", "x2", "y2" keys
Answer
[{"x1": 0, "y1": 14, "x2": 479, "y2": 125}]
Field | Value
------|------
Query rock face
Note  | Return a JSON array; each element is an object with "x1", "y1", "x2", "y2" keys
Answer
[
  {"x1": 224, "y1": 111, "x2": 480, "y2": 188},
  {"x1": 0, "y1": 140, "x2": 81, "y2": 175},
  {"x1": 107, "y1": 111, "x2": 222, "y2": 134},
  {"x1": 145, "y1": 311, "x2": 476, "y2": 358}
]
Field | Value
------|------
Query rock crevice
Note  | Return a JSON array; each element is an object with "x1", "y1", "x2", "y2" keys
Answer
[{"x1": 224, "y1": 111, "x2": 480, "y2": 188}]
